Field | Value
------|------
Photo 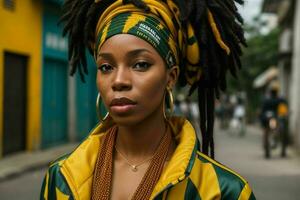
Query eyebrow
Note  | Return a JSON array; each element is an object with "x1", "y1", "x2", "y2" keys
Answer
[
  {"x1": 98, "y1": 49, "x2": 152, "y2": 60},
  {"x1": 126, "y1": 49, "x2": 152, "y2": 57}
]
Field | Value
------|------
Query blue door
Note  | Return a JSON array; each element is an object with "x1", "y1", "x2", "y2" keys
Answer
[
  {"x1": 42, "y1": 58, "x2": 68, "y2": 148},
  {"x1": 75, "y1": 57, "x2": 98, "y2": 141}
]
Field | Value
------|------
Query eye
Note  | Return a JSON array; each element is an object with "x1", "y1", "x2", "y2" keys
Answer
[
  {"x1": 133, "y1": 61, "x2": 152, "y2": 71},
  {"x1": 98, "y1": 64, "x2": 113, "y2": 73}
]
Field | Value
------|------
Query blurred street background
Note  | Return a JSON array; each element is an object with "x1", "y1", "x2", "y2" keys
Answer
[{"x1": 1, "y1": 0, "x2": 300, "y2": 199}]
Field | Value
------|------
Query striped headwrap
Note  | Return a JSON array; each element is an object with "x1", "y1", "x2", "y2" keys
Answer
[{"x1": 95, "y1": 0, "x2": 200, "y2": 85}]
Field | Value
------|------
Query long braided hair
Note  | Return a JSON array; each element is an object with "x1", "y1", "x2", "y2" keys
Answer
[{"x1": 60, "y1": 0, "x2": 246, "y2": 158}]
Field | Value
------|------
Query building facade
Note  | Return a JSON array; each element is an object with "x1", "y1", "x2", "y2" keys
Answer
[
  {"x1": 262, "y1": 0, "x2": 300, "y2": 151},
  {"x1": 0, "y1": 0, "x2": 98, "y2": 157},
  {"x1": 41, "y1": 1, "x2": 70, "y2": 148},
  {"x1": 41, "y1": 0, "x2": 98, "y2": 149},
  {"x1": 0, "y1": 0, "x2": 43, "y2": 156}
]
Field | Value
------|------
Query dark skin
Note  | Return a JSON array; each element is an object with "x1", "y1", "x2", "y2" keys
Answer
[{"x1": 96, "y1": 34, "x2": 179, "y2": 199}]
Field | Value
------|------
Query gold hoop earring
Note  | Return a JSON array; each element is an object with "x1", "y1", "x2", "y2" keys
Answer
[
  {"x1": 96, "y1": 93, "x2": 109, "y2": 122},
  {"x1": 163, "y1": 87, "x2": 174, "y2": 120}
]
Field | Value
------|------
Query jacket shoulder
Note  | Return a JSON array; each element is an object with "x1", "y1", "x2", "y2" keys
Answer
[
  {"x1": 40, "y1": 153, "x2": 74, "y2": 200},
  {"x1": 49, "y1": 153, "x2": 71, "y2": 168},
  {"x1": 193, "y1": 151, "x2": 256, "y2": 200}
]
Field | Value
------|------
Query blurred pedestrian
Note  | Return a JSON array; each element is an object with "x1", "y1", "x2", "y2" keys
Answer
[
  {"x1": 40, "y1": 0, "x2": 255, "y2": 199},
  {"x1": 218, "y1": 95, "x2": 232, "y2": 130},
  {"x1": 231, "y1": 97, "x2": 246, "y2": 136}
]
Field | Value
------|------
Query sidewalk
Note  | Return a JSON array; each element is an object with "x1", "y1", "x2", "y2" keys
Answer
[{"x1": 0, "y1": 143, "x2": 78, "y2": 182}]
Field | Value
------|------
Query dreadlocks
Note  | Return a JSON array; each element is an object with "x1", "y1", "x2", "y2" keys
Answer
[
  {"x1": 60, "y1": 0, "x2": 246, "y2": 158},
  {"x1": 181, "y1": 0, "x2": 247, "y2": 157}
]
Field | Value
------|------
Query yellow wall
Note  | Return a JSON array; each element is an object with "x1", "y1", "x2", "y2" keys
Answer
[{"x1": 0, "y1": 1, "x2": 43, "y2": 156}]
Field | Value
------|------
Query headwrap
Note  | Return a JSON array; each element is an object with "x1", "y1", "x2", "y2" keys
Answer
[{"x1": 94, "y1": 0, "x2": 230, "y2": 86}]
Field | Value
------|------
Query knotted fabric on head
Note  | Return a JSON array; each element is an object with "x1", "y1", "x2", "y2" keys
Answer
[{"x1": 94, "y1": 0, "x2": 204, "y2": 85}]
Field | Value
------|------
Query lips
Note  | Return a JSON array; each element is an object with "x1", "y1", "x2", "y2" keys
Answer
[
  {"x1": 110, "y1": 97, "x2": 137, "y2": 107},
  {"x1": 109, "y1": 97, "x2": 137, "y2": 114}
]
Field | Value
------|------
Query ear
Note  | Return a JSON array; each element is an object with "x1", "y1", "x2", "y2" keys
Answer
[{"x1": 167, "y1": 66, "x2": 180, "y2": 89}]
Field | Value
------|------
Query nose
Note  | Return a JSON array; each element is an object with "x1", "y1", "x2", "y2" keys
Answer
[{"x1": 112, "y1": 67, "x2": 132, "y2": 91}]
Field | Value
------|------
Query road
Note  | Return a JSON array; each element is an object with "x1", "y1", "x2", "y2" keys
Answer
[
  {"x1": 214, "y1": 125, "x2": 300, "y2": 200},
  {"x1": 0, "y1": 167, "x2": 46, "y2": 200},
  {"x1": 0, "y1": 124, "x2": 300, "y2": 199}
]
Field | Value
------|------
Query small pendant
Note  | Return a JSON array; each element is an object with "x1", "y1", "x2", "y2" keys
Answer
[{"x1": 131, "y1": 165, "x2": 138, "y2": 172}]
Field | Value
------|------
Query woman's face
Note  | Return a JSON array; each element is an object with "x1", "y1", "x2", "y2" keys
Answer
[{"x1": 96, "y1": 34, "x2": 178, "y2": 126}]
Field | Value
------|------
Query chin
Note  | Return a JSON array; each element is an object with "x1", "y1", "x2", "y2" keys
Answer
[
  {"x1": 110, "y1": 106, "x2": 162, "y2": 127},
  {"x1": 110, "y1": 115, "x2": 145, "y2": 127}
]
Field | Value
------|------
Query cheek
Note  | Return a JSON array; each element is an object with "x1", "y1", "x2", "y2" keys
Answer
[{"x1": 135, "y1": 73, "x2": 167, "y2": 108}]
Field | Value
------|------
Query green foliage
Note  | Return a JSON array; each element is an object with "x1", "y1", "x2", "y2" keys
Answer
[{"x1": 227, "y1": 21, "x2": 280, "y2": 122}]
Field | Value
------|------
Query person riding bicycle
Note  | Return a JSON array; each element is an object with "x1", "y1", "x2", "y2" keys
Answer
[{"x1": 260, "y1": 82, "x2": 288, "y2": 158}]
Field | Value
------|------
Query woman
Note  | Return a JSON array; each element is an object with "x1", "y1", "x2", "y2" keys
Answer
[{"x1": 40, "y1": 0, "x2": 255, "y2": 199}]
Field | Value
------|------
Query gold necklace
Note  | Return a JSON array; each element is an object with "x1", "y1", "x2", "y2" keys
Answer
[
  {"x1": 114, "y1": 146, "x2": 155, "y2": 172},
  {"x1": 115, "y1": 126, "x2": 168, "y2": 172}
]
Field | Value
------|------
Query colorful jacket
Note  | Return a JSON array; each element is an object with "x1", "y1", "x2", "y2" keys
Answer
[{"x1": 40, "y1": 117, "x2": 256, "y2": 200}]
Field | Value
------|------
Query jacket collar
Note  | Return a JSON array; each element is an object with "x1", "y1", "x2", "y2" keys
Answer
[
  {"x1": 150, "y1": 117, "x2": 198, "y2": 199},
  {"x1": 60, "y1": 116, "x2": 199, "y2": 200}
]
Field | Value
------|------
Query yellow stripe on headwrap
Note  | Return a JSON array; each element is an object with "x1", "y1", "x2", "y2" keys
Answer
[
  {"x1": 99, "y1": 20, "x2": 111, "y2": 49},
  {"x1": 187, "y1": 23, "x2": 200, "y2": 65},
  {"x1": 123, "y1": 14, "x2": 146, "y2": 32},
  {"x1": 96, "y1": 4, "x2": 139, "y2": 36},
  {"x1": 208, "y1": 10, "x2": 231, "y2": 55}
]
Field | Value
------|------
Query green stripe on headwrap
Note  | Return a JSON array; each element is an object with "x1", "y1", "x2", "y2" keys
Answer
[{"x1": 96, "y1": 12, "x2": 177, "y2": 68}]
